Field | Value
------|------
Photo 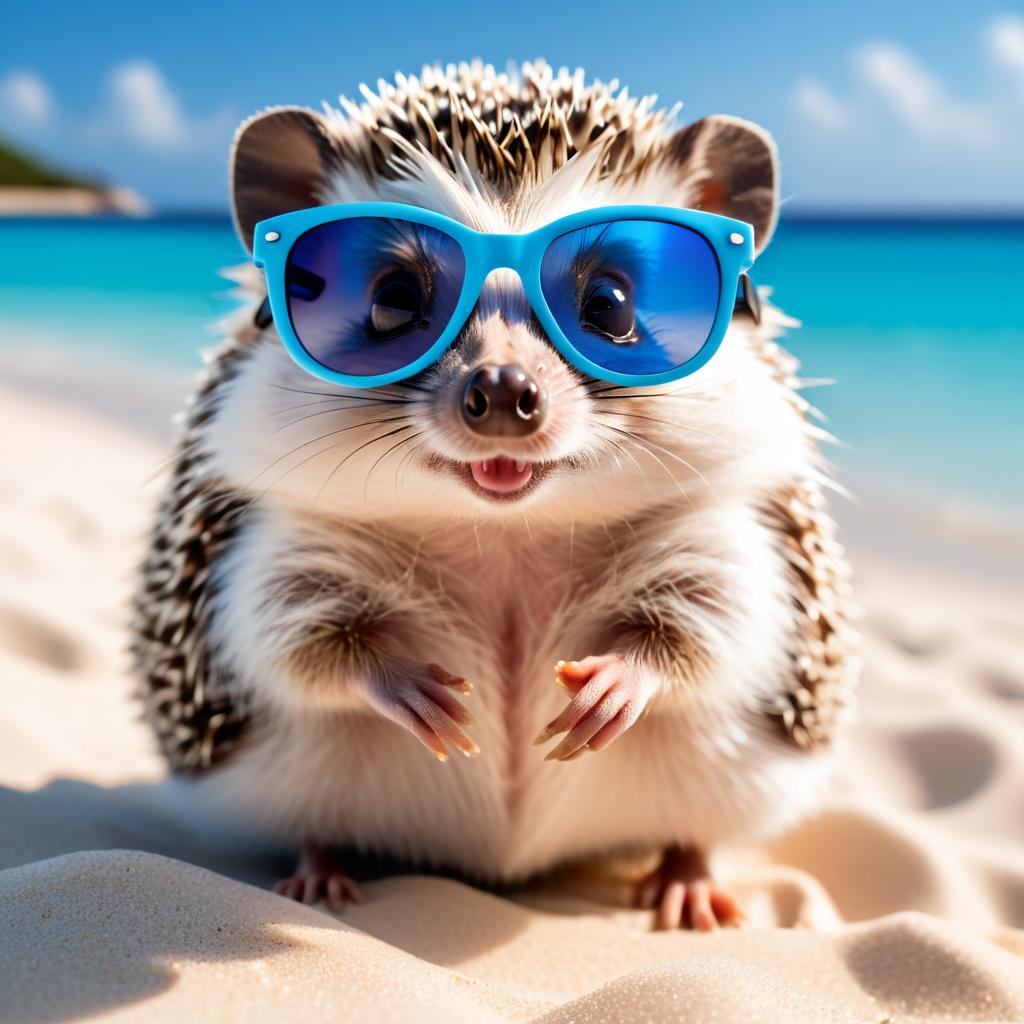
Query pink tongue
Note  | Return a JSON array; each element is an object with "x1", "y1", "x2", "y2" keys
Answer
[{"x1": 470, "y1": 457, "x2": 533, "y2": 493}]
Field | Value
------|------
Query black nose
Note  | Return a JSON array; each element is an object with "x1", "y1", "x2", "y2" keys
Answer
[{"x1": 461, "y1": 363, "x2": 547, "y2": 437}]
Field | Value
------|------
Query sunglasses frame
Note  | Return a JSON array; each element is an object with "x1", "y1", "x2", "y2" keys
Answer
[{"x1": 253, "y1": 202, "x2": 756, "y2": 389}]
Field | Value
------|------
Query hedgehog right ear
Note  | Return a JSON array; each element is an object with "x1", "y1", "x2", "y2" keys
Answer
[
  {"x1": 665, "y1": 115, "x2": 779, "y2": 254},
  {"x1": 230, "y1": 106, "x2": 339, "y2": 253}
]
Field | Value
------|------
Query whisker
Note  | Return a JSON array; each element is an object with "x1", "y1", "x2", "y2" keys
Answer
[
  {"x1": 363, "y1": 431, "x2": 424, "y2": 505},
  {"x1": 382, "y1": 379, "x2": 432, "y2": 395},
  {"x1": 595, "y1": 408, "x2": 743, "y2": 456},
  {"x1": 247, "y1": 438, "x2": 346, "y2": 510},
  {"x1": 597, "y1": 428, "x2": 695, "y2": 513},
  {"x1": 600, "y1": 436, "x2": 654, "y2": 495},
  {"x1": 395, "y1": 439, "x2": 430, "y2": 500},
  {"x1": 315, "y1": 424, "x2": 416, "y2": 505},
  {"x1": 265, "y1": 407, "x2": 410, "y2": 439},
  {"x1": 603, "y1": 424, "x2": 718, "y2": 502},
  {"x1": 195, "y1": 431, "x2": 348, "y2": 524},
  {"x1": 185, "y1": 415, "x2": 414, "y2": 522},
  {"x1": 271, "y1": 383, "x2": 414, "y2": 404},
  {"x1": 272, "y1": 396, "x2": 412, "y2": 415},
  {"x1": 586, "y1": 371, "x2": 737, "y2": 400},
  {"x1": 256, "y1": 415, "x2": 412, "y2": 470}
]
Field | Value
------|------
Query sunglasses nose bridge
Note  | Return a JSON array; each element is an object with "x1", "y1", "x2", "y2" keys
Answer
[
  {"x1": 480, "y1": 232, "x2": 528, "y2": 274},
  {"x1": 468, "y1": 234, "x2": 536, "y2": 320}
]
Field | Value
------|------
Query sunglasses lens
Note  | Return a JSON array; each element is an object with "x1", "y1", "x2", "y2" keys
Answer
[
  {"x1": 540, "y1": 219, "x2": 721, "y2": 378},
  {"x1": 284, "y1": 217, "x2": 465, "y2": 379}
]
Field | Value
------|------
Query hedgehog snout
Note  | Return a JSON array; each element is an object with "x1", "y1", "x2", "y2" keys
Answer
[{"x1": 460, "y1": 363, "x2": 548, "y2": 438}]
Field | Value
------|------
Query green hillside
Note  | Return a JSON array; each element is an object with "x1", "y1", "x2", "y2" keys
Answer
[{"x1": 0, "y1": 139, "x2": 96, "y2": 189}]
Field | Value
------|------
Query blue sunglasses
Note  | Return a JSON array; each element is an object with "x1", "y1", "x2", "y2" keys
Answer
[{"x1": 252, "y1": 203, "x2": 759, "y2": 389}]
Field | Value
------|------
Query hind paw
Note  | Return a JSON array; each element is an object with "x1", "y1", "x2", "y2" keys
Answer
[
  {"x1": 634, "y1": 844, "x2": 745, "y2": 931},
  {"x1": 273, "y1": 843, "x2": 364, "y2": 912}
]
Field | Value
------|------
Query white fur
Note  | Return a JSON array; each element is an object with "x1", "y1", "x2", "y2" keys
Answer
[{"x1": 204, "y1": 491, "x2": 835, "y2": 880}]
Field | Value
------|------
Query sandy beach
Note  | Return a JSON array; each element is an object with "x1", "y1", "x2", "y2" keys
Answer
[{"x1": 1, "y1": 372, "x2": 1023, "y2": 1023}]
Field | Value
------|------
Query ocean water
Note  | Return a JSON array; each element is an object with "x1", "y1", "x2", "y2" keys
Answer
[{"x1": 0, "y1": 215, "x2": 1021, "y2": 524}]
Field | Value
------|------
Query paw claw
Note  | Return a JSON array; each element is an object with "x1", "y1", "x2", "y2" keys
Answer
[
  {"x1": 533, "y1": 724, "x2": 557, "y2": 745},
  {"x1": 560, "y1": 745, "x2": 589, "y2": 762}
]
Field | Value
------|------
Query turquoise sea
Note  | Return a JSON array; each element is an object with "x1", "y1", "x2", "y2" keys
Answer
[{"x1": 0, "y1": 215, "x2": 1021, "y2": 524}]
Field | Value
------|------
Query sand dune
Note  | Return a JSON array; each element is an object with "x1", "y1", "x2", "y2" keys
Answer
[{"x1": 1, "y1": 380, "x2": 1023, "y2": 1022}]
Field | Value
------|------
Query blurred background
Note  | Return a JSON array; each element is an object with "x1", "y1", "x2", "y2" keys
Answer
[{"x1": 1, "y1": 0, "x2": 1022, "y2": 564}]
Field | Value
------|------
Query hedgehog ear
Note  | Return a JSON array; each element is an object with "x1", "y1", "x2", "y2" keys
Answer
[
  {"x1": 230, "y1": 106, "x2": 339, "y2": 252},
  {"x1": 665, "y1": 115, "x2": 779, "y2": 253}
]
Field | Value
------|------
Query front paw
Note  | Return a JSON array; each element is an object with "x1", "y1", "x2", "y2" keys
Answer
[
  {"x1": 533, "y1": 653, "x2": 659, "y2": 761},
  {"x1": 358, "y1": 660, "x2": 479, "y2": 762}
]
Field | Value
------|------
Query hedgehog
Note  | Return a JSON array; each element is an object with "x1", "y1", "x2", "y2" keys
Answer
[{"x1": 131, "y1": 59, "x2": 857, "y2": 930}]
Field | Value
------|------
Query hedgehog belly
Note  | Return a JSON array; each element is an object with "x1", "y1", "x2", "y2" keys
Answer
[{"x1": 196, "y1": 681, "x2": 832, "y2": 882}]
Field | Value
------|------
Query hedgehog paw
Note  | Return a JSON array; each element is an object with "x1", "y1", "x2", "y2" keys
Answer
[
  {"x1": 358, "y1": 658, "x2": 479, "y2": 762},
  {"x1": 634, "y1": 844, "x2": 745, "y2": 931},
  {"x1": 273, "y1": 842, "x2": 363, "y2": 912},
  {"x1": 533, "y1": 653, "x2": 659, "y2": 760}
]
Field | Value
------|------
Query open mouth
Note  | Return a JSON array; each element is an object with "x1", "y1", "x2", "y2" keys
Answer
[
  {"x1": 470, "y1": 457, "x2": 534, "y2": 494},
  {"x1": 425, "y1": 453, "x2": 558, "y2": 502},
  {"x1": 424, "y1": 454, "x2": 550, "y2": 502}
]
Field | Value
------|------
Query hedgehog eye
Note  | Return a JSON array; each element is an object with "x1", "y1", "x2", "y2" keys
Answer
[
  {"x1": 581, "y1": 274, "x2": 639, "y2": 344},
  {"x1": 369, "y1": 273, "x2": 427, "y2": 337}
]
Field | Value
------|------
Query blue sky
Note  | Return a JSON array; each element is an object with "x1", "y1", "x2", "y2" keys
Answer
[{"x1": 2, "y1": 0, "x2": 1023, "y2": 210}]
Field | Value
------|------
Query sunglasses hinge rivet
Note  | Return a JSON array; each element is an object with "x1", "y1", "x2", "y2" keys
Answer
[
  {"x1": 729, "y1": 232, "x2": 744, "y2": 245},
  {"x1": 264, "y1": 231, "x2": 280, "y2": 242}
]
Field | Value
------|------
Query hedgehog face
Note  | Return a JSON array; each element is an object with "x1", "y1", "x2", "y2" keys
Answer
[{"x1": 208, "y1": 62, "x2": 797, "y2": 526}]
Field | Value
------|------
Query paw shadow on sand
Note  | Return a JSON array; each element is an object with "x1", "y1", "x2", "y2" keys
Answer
[{"x1": 0, "y1": 778, "x2": 282, "y2": 885}]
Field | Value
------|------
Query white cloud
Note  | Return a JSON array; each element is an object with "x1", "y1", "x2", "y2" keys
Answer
[
  {"x1": 106, "y1": 60, "x2": 189, "y2": 149},
  {"x1": 0, "y1": 70, "x2": 54, "y2": 127},
  {"x1": 987, "y1": 13, "x2": 1024, "y2": 81},
  {"x1": 74, "y1": 59, "x2": 235, "y2": 156},
  {"x1": 793, "y1": 76, "x2": 848, "y2": 130},
  {"x1": 785, "y1": 16, "x2": 1024, "y2": 206},
  {"x1": 987, "y1": 13, "x2": 1024, "y2": 68},
  {"x1": 790, "y1": 18, "x2": 1024, "y2": 146},
  {"x1": 852, "y1": 41, "x2": 992, "y2": 142}
]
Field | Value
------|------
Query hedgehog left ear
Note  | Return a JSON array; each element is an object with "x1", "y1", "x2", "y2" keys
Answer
[
  {"x1": 230, "y1": 106, "x2": 340, "y2": 253},
  {"x1": 666, "y1": 115, "x2": 779, "y2": 254}
]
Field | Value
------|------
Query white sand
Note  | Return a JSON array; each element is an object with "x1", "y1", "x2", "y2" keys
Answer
[{"x1": 1, "y1": 379, "x2": 1023, "y2": 1022}]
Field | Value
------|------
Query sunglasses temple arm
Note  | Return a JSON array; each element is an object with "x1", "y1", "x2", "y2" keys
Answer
[
  {"x1": 254, "y1": 294, "x2": 273, "y2": 329},
  {"x1": 733, "y1": 273, "x2": 762, "y2": 326}
]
